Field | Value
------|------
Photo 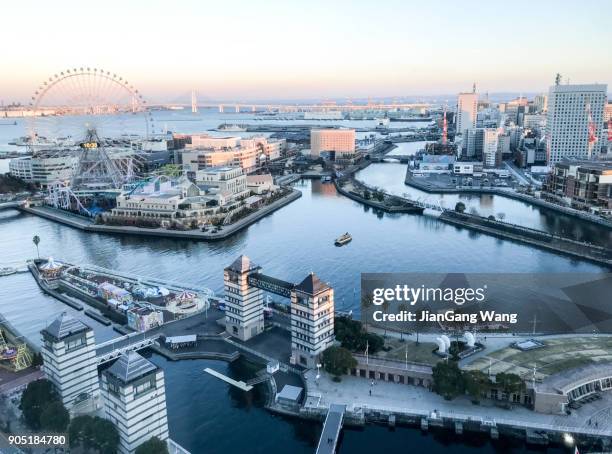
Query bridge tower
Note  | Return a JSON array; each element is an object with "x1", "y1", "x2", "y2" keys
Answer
[
  {"x1": 191, "y1": 90, "x2": 198, "y2": 114},
  {"x1": 235, "y1": 104, "x2": 240, "y2": 113},
  {"x1": 40, "y1": 313, "x2": 100, "y2": 413},
  {"x1": 219, "y1": 104, "x2": 224, "y2": 113},
  {"x1": 224, "y1": 256, "x2": 264, "y2": 341},
  {"x1": 290, "y1": 273, "x2": 335, "y2": 368}
]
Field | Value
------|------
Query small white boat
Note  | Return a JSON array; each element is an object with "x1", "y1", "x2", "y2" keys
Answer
[{"x1": 334, "y1": 232, "x2": 352, "y2": 246}]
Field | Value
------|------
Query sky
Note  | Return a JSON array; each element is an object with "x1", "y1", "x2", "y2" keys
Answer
[{"x1": 1, "y1": 0, "x2": 611, "y2": 103}]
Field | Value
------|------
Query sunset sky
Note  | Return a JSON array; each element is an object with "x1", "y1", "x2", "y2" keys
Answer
[{"x1": 2, "y1": 0, "x2": 611, "y2": 103}]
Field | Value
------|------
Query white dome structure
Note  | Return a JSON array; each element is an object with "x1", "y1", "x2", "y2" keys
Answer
[
  {"x1": 435, "y1": 337, "x2": 447, "y2": 353},
  {"x1": 464, "y1": 332, "x2": 475, "y2": 347}
]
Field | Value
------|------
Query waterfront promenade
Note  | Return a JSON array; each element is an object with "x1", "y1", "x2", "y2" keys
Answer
[
  {"x1": 404, "y1": 169, "x2": 612, "y2": 229},
  {"x1": 304, "y1": 370, "x2": 612, "y2": 442},
  {"x1": 17, "y1": 188, "x2": 301, "y2": 241}
]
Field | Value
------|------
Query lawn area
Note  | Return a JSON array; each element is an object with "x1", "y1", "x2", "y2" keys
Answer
[
  {"x1": 374, "y1": 338, "x2": 441, "y2": 366},
  {"x1": 466, "y1": 337, "x2": 612, "y2": 380}
]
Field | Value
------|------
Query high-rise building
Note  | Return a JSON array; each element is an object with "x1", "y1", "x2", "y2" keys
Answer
[
  {"x1": 456, "y1": 92, "x2": 478, "y2": 135},
  {"x1": 224, "y1": 255, "x2": 264, "y2": 341},
  {"x1": 482, "y1": 129, "x2": 500, "y2": 168},
  {"x1": 40, "y1": 313, "x2": 100, "y2": 412},
  {"x1": 101, "y1": 351, "x2": 169, "y2": 453},
  {"x1": 463, "y1": 128, "x2": 498, "y2": 164},
  {"x1": 534, "y1": 94, "x2": 548, "y2": 113},
  {"x1": 290, "y1": 273, "x2": 335, "y2": 368},
  {"x1": 546, "y1": 84, "x2": 607, "y2": 164},
  {"x1": 310, "y1": 128, "x2": 355, "y2": 158}
]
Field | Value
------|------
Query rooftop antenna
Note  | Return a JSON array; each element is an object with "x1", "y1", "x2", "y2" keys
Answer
[
  {"x1": 555, "y1": 73, "x2": 562, "y2": 86},
  {"x1": 472, "y1": 82, "x2": 476, "y2": 94}
]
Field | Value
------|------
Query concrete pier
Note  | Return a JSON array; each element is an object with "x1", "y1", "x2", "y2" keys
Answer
[{"x1": 204, "y1": 368, "x2": 253, "y2": 391}]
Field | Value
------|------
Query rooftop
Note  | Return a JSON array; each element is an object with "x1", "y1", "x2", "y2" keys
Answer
[
  {"x1": 105, "y1": 351, "x2": 157, "y2": 384},
  {"x1": 295, "y1": 272, "x2": 330, "y2": 295},
  {"x1": 226, "y1": 255, "x2": 261, "y2": 273},
  {"x1": 43, "y1": 313, "x2": 90, "y2": 340}
]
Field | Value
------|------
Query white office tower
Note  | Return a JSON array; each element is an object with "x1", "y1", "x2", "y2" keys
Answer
[
  {"x1": 456, "y1": 92, "x2": 478, "y2": 135},
  {"x1": 290, "y1": 273, "x2": 335, "y2": 368},
  {"x1": 482, "y1": 128, "x2": 500, "y2": 168},
  {"x1": 40, "y1": 313, "x2": 100, "y2": 413},
  {"x1": 546, "y1": 84, "x2": 607, "y2": 164},
  {"x1": 224, "y1": 255, "x2": 264, "y2": 341},
  {"x1": 101, "y1": 351, "x2": 169, "y2": 454}
]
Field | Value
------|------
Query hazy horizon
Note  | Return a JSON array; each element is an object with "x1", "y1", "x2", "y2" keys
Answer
[{"x1": 2, "y1": 0, "x2": 611, "y2": 104}]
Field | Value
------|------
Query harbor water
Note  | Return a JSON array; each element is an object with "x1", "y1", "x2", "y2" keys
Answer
[{"x1": 0, "y1": 111, "x2": 607, "y2": 453}]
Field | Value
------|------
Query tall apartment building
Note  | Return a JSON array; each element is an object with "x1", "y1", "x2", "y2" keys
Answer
[
  {"x1": 290, "y1": 273, "x2": 335, "y2": 368},
  {"x1": 481, "y1": 128, "x2": 500, "y2": 168},
  {"x1": 546, "y1": 84, "x2": 607, "y2": 164},
  {"x1": 463, "y1": 128, "x2": 498, "y2": 165},
  {"x1": 224, "y1": 255, "x2": 264, "y2": 341},
  {"x1": 40, "y1": 313, "x2": 100, "y2": 412},
  {"x1": 456, "y1": 92, "x2": 478, "y2": 135},
  {"x1": 101, "y1": 351, "x2": 169, "y2": 453},
  {"x1": 310, "y1": 129, "x2": 355, "y2": 158}
]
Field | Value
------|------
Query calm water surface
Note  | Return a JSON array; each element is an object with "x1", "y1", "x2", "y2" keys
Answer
[{"x1": 0, "y1": 112, "x2": 603, "y2": 453}]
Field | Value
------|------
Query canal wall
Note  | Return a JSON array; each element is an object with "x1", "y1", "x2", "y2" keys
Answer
[
  {"x1": 405, "y1": 170, "x2": 612, "y2": 229},
  {"x1": 19, "y1": 188, "x2": 302, "y2": 241},
  {"x1": 439, "y1": 211, "x2": 612, "y2": 267}
]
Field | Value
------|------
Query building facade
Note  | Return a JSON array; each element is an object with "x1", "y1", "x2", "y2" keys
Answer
[
  {"x1": 101, "y1": 351, "x2": 169, "y2": 453},
  {"x1": 546, "y1": 84, "x2": 607, "y2": 164},
  {"x1": 542, "y1": 160, "x2": 612, "y2": 214},
  {"x1": 290, "y1": 273, "x2": 335, "y2": 368},
  {"x1": 40, "y1": 313, "x2": 100, "y2": 413},
  {"x1": 224, "y1": 256, "x2": 265, "y2": 341},
  {"x1": 456, "y1": 92, "x2": 478, "y2": 136},
  {"x1": 310, "y1": 129, "x2": 355, "y2": 158}
]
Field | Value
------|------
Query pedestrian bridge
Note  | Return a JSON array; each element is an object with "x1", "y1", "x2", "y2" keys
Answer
[
  {"x1": 316, "y1": 404, "x2": 346, "y2": 454},
  {"x1": 95, "y1": 332, "x2": 159, "y2": 365}
]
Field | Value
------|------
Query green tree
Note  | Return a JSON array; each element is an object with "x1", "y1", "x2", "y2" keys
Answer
[
  {"x1": 32, "y1": 235, "x2": 40, "y2": 259},
  {"x1": 69, "y1": 416, "x2": 120, "y2": 454},
  {"x1": 454, "y1": 202, "x2": 466, "y2": 213},
  {"x1": 463, "y1": 369, "x2": 491, "y2": 403},
  {"x1": 432, "y1": 361, "x2": 464, "y2": 400},
  {"x1": 495, "y1": 372, "x2": 525, "y2": 400},
  {"x1": 40, "y1": 401, "x2": 69, "y2": 433},
  {"x1": 334, "y1": 317, "x2": 384, "y2": 354},
  {"x1": 19, "y1": 379, "x2": 58, "y2": 430},
  {"x1": 321, "y1": 346, "x2": 357, "y2": 379},
  {"x1": 135, "y1": 437, "x2": 169, "y2": 454}
]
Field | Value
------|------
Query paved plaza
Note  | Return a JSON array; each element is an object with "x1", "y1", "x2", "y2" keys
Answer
[{"x1": 304, "y1": 369, "x2": 612, "y2": 437}]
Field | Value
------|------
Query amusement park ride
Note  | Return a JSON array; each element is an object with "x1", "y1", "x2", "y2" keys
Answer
[
  {"x1": 27, "y1": 68, "x2": 156, "y2": 216},
  {"x1": 0, "y1": 325, "x2": 32, "y2": 372}
]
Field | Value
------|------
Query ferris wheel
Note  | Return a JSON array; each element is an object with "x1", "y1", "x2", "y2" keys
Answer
[{"x1": 27, "y1": 67, "x2": 155, "y2": 148}]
